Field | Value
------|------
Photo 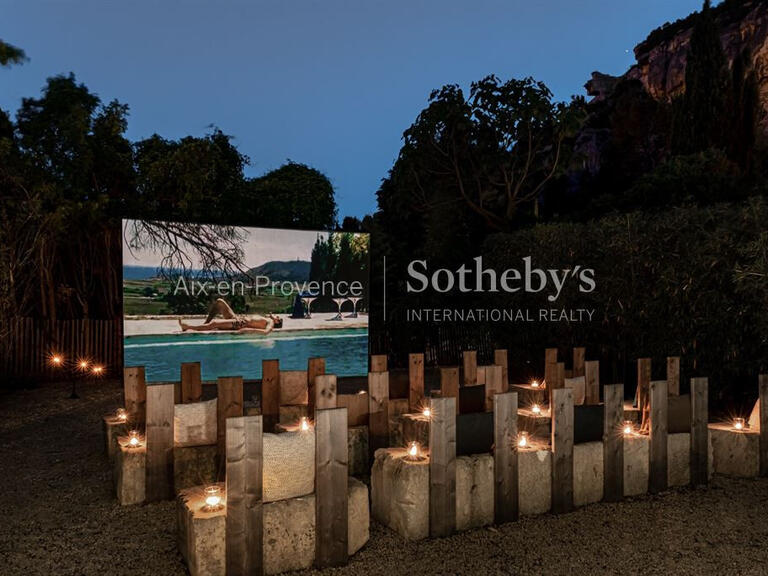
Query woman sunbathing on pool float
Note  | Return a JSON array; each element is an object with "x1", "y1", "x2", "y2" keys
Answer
[{"x1": 178, "y1": 298, "x2": 283, "y2": 334}]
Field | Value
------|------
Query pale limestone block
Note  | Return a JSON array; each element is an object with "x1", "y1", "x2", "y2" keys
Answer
[
  {"x1": 456, "y1": 453, "x2": 494, "y2": 531},
  {"x1": 709, "y1": 423, "x2": 759, "y2": 477},
  {"x1": 518, "y1": 448, "x2": 551, "y2": 516},
  {"x1": 574, "y1": 441, "x2": 603, "y2": 506}
]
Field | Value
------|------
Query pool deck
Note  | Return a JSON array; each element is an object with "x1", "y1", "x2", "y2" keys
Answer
[{"x1": 124, "y1": 312, "x2": 368, "y2": 337}]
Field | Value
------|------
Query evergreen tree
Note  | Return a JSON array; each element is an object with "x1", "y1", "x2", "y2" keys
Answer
[{"x1": 673, "y1": 0, "x2": 730, "y2": 154}]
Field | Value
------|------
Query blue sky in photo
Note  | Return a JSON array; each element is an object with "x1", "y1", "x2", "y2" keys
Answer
[{"x1": 1, "y1": 0, "x2": 707, "y2": 218}]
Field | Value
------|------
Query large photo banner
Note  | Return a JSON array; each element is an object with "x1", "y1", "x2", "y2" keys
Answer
[{"x1": 122, "y1": 219, "x2": 369, "y2": 382}]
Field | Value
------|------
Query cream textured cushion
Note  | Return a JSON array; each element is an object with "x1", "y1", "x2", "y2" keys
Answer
[
  {"x1": 174, "y1": 398, "x2": 217, "y2": 447},
  {"x1": 264, "y1": 429, "x2": 315, "y2": 502}
]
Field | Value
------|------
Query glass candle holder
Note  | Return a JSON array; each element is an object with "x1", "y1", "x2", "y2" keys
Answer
[
  {"x1": 116, "y1": 408, "x2": 128, "y2": 422},
  {"x1": 733, "y1": 417, "x2": 746, "y2": 431},
  {"x1": 530, "y1": 380, "x2": 540, "y2": 388},
  {"x1": 623, "y1": 420, "x2": 634, "y2": 435},
  {"x1": 422, "y1": 407, "x2": 431, "y2": 418},
  {"x1": 127, "y1": 429, "x2": 142, "y2": 448},
  {"x1": 532, "y1": 404, "x2": 542, "y2": 415},
  {"x1": 203, "y1": 485, "x2": 224, "y2": 511},
  {"x1": 300, "y1": 417, "x2": 310, "y2": 432},
  {"x1": 406, "y1": 441, "x2": 422, "y2": 461},
  {"x1": 518, "y1": 431, "x2": 529, "y2": 448}
]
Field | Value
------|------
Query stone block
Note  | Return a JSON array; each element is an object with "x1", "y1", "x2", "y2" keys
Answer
[
  {"x1": 115, "y1": 438, "x2": 146, "y2": 506},
  {"x1": 518, "y1": 447, "x2": 551, "y2": 516},
  {"x1": 279, "y1": 404, "x2": 308, "y2": 426},
  {"x1": 174, "y1": 444, "x2": 217, "y2": 494},
  {"x1": 623, "y1": 434, "x2": 649, "y2": 496},
  {"x1": 264, "y1": 429, "x2": 314, "y2": 502},
  {"x1": 178, "y1": 478, "x2": 370, "y2": 576},
  {"x1": 456, "y1": 453, "x2": 494, "y2": 531},
  {"x1": 102, "y1": 414, "x2": 128, "y2": 462},
  {"x1": 574, "y1": 441, "x2": 603, "y2": 506},
  {"x1": 348, "y1": 425, "x2": 369, "y2": 477},
  {"x1": 177, "y1": 484, "x2": 226, "y2": 576},
  {"x1": 709, "y1": 423, "x2": 759, "y2": 477},
  {"x1": 175, "y1": 398, "x2": 217, "y2": 447},
  {"x1": 371, "y1": 448, "x2": 429, "y2": 540}
]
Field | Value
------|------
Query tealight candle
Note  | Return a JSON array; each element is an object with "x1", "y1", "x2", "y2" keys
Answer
[
  {"x1": 406, "y1": 441, "x2": 422, "y2": 461},
  {"x1": 50, "y1": 354, "x2": 63, "y2": 367},
  {"x1": 78, "y1": 359, "x2": 89, "y2": 371},
  {"x1": 300, "y1": 417, "x2": 310, "y2": 432},
  {"x1": 531, "y1": 380, "x2": 540, "y2": 388},
  {"x1": 518, "y1": 431, "x2": 529, "y2": 448},
  {"x1": 116, "y1": 408, "x2": 127, "y2": 422},
  {"x1": 623, "y1": 420, "x2": 634, "y2": 436},
  {"x1": 422, "y1": 407, "x2": 431, "y2": 418},
  {"x1": 203, "y1": 485, "x2": 223, "y2": 511},
  {"x1": 733, "y1": 417, "x2": 746, "y2": 431},
  {"x1": 532, "y1": 404, "x2": 542, "y2": 415},
  {"x1": 127, "y1": 429, "x2": 142, "y2": 448}
]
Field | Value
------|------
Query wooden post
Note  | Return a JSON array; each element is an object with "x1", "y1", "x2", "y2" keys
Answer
[
  {"x1": 124, "y1": 366, "x2": 146, "y2": 424},
  {"x1": 544, "y1": 348, "x2": 558, "y2": 388},
  {"x1": 494, "y1": 349, "x2": 509, "y2": 392},
  {"x1": 690, "y1": 377, "x2": 709, "y2": 486},
  {"x1": 226, "y1": 415, "x2": 263, "y2": 576},
  {"x1": 549, "y1": 362, "x2": 566, "y2": 407},
  {"x1": 314, "y1": 374, "x2": 338, "y2": 410},
  {"x1": 573, "y1": 347, "x2": 586, "y2": 378},
  {"x1": 649, "y1": 380, "x2": 668, "y2": 493},
  {"x1": 217, "y1": 377, "x2": 244, "y2": 460},
  {"x1": 462, "y1": 350, "x2": 477, "y2": 386},
  {"x1": 759, "y1": 375, "x2": 768, "y2": 477},
  {"x1": 667, "y1": 357, "x2": 680, "y2": 397},
  {"x1": 145, "y1": 383, "x2": 175, "y2": 502},
  {"x1": 440, "y1": 367, "x2": 460, "y2": 413},
  {"x1": 637, "y1": 358, "x2": 652, "y2": 431},
  {"x1": 370, "y1": 354, "x2": 387, "y2": 373},
  {"x1": 494, "y1": 392, "x2": 518, "y2": 523},
  {"x1": 585, "y1": 360, "x2": 600, "y2": 405},
  {"x1": 315, "y1": 407, "x2": 348, "y2": 568},
  {"x1": 551, "y1": 387, "x2": 574, "y2": 514},
  {"x1": 408, "y1": 353, "x2": 425, "y2": 412},
  {"x1": 181, "y1": 362, "x2": 202, "y2": 404},
  {"x1": 603, "y1": 384, "x2": 624, "y2": 502},
  {"x1": 261, "y1": 360, "x2": 279, "y2": 431},
  {"x1": 429, "y1": 396, "x2": 456, "y2": 537},
  {"x1": 307, "y1": 357, "x2": 326, "y2": 415},
  {"x1": 368, "y1": 372, "x2": 389, "y2": 456},
  {"x1": 485, "y1": 365, "x2": 503, "y2": 412}
]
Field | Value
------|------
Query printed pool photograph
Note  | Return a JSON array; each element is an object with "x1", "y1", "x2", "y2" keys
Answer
[{"x1": 122, "y1": 219, "x2": 370, "y2": 382}]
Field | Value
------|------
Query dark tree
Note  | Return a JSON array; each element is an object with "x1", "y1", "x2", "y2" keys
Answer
[{"x1": 0, "y1": 40, "x2": 27, "y2": 67}]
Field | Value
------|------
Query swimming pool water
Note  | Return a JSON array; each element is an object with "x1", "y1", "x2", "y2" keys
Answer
[{"x1": 124, "y1": 328, "x2": 368, "y2": 382}]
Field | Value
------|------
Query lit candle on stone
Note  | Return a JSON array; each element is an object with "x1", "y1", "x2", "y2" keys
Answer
[
  {"x1": 50, "y1": 354, "x2": 63, "y2": 367},
  {"x1": 300, "y1": 417, "x2": 310, "y2": 432},
  {"x1": 407, "y1": 441, "x2": 422, "y2": 460},
  {"x1": 532, "y1": 404, "x2": 541, "y2": 415},
  {"x1": 116, "y1": 408, "x2": 127, "y2": 422},
  {"x1": 203, "y1": 485, "x2": 223, "y2": 511},
  {"x1": 422, "y1": 407, "x2": 431, "y2": 418},
  {"x1": 92, "y1": 365, "x2": 104, "y2": 376},
  {"x1": 531, "y1": 380, "x2": 540, "y2": 389},
  {"x1": 623, "y1": 420, "x2": 634, "y2": 436},
  {"x1": 518, "y1": 431, "x2": 528, "y2": 448},
  {"x1": 733, "y1": 417, "x2": 746, "y2": 431},
  {"x1": 128, "y1": 429, "x2": 142, "y2": 447}
]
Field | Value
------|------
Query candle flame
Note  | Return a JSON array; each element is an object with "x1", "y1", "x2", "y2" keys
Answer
[
  {"x1": 518, "y1": 432, "x2": 528, "y2": 448},
  {"x1": 78, "y1": 359, "x2": 89, "y2": 371},
  {"x1": 50, "y1": 354, "x2": 63, "y2": 366},
  {"x1": 623, "y1": 422, "x2": 633, "y2": 435},
  {"x1": 92, "y1": 365, "x2": 104, "y2": 375},
  {"x1": 128, "y1": 430, "x2": 141, "y2": 447},
  {"x1": 733, "y1": 418, "x2": 745, "y2": 431},
  {"x1": 422, "y1": 407, "x2": 431, "y2": 418},
  {"x1": 531, "y1": 380, "x2": 539, "y2": 388},
  {"x1": 532, "y1": 404, "x2": 541, "y2": 415},
  {"x1": 203, "y1": 485, "x2": 223, "y2": 511},
  {"x1": 407, "y1": 441, "x2": 420, "y2": 459},
  {"x1": 300, "y1": 417, "x2": 310, "y2": 431}
]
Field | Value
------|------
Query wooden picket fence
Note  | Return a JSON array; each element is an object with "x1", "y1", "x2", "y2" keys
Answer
[{"x1": 0, "y1": 317, "x2": 122, "y2": 380}]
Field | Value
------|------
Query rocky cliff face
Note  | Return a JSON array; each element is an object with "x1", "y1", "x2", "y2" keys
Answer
[{"x1": 587, "y1": 0, "x2": 768, "y2": 127}]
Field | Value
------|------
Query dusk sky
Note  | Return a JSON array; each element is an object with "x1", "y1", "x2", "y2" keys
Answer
[{"x1": 2, "y1": 0, "x2": 706, "y2": 219}]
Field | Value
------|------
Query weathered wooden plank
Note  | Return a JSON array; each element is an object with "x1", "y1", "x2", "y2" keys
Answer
[
  {"x1": 690, "y1": 377, "x2": 709, "y2": 486},
  {"x1": 261, "y1": 360, "x2": 279, "y2": 431},
  {"x1": 145, "y1": 383, "x2": 175, "y2": 502},
  {"x1": 315, "y1": 407, "x2": 348, "y2": 568},
  {"x1": 124, "y1": 366, "x2": 146, "y2": 425},
  {"x1": 603, "y1": 383, "x2": 624, "y2": 502},
  {"x1": 217, "y1": 377, "x2": 244, "y2": 459},
  {"x1": 485, "y1": 365, "x2": 503, "y2": 412},
  {"x1": 637, "y1": 358, "x2": 652, "y2": 431},
  {"x1": 544, "y1": 348, "x2": 557, "y2": 389},
  {"x1": 494, "y1": 392, "x2": 518, "y2": 523},
  {"x1": 759, "y1": 375, "x2": 768, "y2": 477},
  {"x1": 649, "y1": 380, "x2": 668, "y2": 493},
  {"x1": 314, "y1": 374, "x2": 338, "y2": 410},
  {"x1": 226, "y1": 415, "x2": 264, "y2": 576},
  {"x1": 280, "y1": 370, "x2": 308, "y2": 406},
  {"x1": 494, "y1": 349, "x2": 509, "y2": 392},
  {"x1": 667, "y1": 357, "x2": 680, "y2": 397},
  {"x1": 307, "y1": 357, "x2": 326, "y2": 415},
  {"x1": 440, "y1": 367, "x2": 460, "y2": 413},
  {"x1": 551, "y1": 387, "x2": 574, "y2": 514},
  {"x1": 181, "y1": 362, "x2": 202, "y2": 404},
  {"x1": 370, "y1": 354, "x2": 387, "y2": 373},
  {"x1": 585, "y1": 360, "x2": 600, "y2": 405},
  {"x1": 573, "y1": 347, "x2": 586, "y2": 378},
  {"x1": 462, "y1": 350, "x2": 478, "y2": 386},
  {"x1": 408, "y1": 353, "x2": 425, "y2": 412},
  {"x1": 368, "y1": 372, "x2": 390, "y2": 455},
  {"x1": 429, "y1": 396, "x2": 457, "y2": 537},
  {"x1": 337, "y1": 393, "x2": 369, "y2": 427}
]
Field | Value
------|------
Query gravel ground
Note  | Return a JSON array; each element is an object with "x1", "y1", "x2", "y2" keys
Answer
[{"x1": 2, "y1": 378, "x2": 768, "y2": 576}]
